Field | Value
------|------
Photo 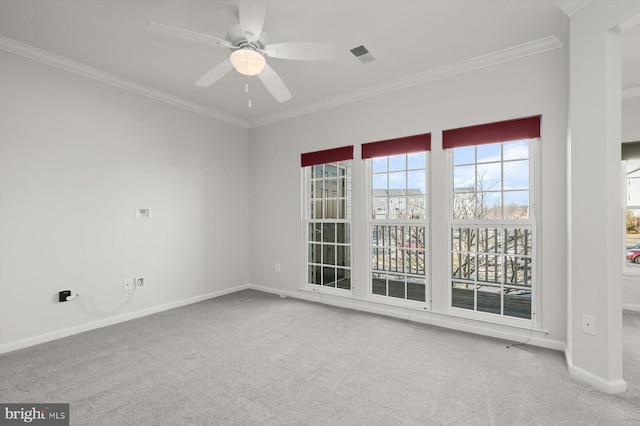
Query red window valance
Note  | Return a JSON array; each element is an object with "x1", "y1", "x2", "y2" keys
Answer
[
  {"x1": 361, "y1": 133, "x2": 431, "y2": 159},
  {"x1": 442, "y1": 115, "x2": 541, "y2": 149},
  {"x1": 301, "y1": 145, "x2": 354, "y2": 167}
]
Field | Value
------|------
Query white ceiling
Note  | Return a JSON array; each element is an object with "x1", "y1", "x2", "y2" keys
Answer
[{"x1": 0, "y1": 0, "x2": 638, "y2": 127}]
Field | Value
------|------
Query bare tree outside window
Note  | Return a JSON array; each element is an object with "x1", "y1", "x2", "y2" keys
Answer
[{"x1": 450, "y1": 141, "x2": 533, "y2": 319}]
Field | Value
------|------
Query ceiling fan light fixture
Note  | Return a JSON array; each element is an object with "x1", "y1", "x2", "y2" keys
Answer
[{"x1": 230, "y1": 48, "x2": 266, "y2": 76}]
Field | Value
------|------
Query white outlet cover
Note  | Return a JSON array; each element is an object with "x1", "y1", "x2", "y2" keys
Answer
[
  {"x1": 123, "y1": 278, "x2": 134, "y2": 291},
  {"x1": 135, "y1": 208, "x2": 151, "y2": 219},
  {"x1": 582, "y1": 313, "x2": 596, "y2": 336}
]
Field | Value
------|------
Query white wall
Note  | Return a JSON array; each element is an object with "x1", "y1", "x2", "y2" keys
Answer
[
  {"x1": 566, "y1": 0, "x2": 640, "y2": 393},
  {"x1": 623, "y1": 95, "x2": 640, "y2": 311},
  {"x1": 0, "y1": 51, "x2": 250, "y2": 352},
  {"x1": 249, "y1": 48, "x2": 567, "y2": 348}
]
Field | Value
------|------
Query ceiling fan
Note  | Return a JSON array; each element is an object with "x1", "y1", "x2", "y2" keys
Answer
[{"x1": 150, "y1": 0, "x2": 335, "y2": 103}]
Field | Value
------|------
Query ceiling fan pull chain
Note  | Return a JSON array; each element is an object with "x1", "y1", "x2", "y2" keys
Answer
[{"x1": 245, "y1": 72, "x2": 252, "y2": 107}]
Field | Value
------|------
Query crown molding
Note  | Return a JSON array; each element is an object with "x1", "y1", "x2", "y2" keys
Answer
[
  {"x1": 558, "y1": 0, "x2": 592, "y2": 17},
  {"x1": 623, "y1": 86, "x2": 640, "y2": 99},
  {"x1": 0, "y1": 36, "x2": 249, "y2": 129},
  {"x1": 1, "y1": 34, "x2": 566, "y2": 131},
  {"x1": 250, "y1": 36, "x2": 564, "y2": 128},
  {"x1": 616, "y1": 13, "x2": 640, "y2": 33}
]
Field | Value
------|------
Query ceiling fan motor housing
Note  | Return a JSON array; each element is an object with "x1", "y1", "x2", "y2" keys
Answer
[{"x1": 227, "y1": 24, "x2": 268, "y2": 50}]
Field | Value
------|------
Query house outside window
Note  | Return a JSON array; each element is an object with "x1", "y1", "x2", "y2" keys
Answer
[{"x1": 363, "y1": 134, "x2": 431, "y2": 306}]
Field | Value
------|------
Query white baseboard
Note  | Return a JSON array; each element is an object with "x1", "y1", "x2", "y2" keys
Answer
[
  {"x1": 248, "y1": 283, "x2": 565, "y2": 352},
  {"x1": 622, "y1": 303, "x2": 640, "y2": 312},
  {"x1": 564, "y1": 349, "x2": 628, "y2": 394},
  {"x1": 0, "y1": 283, "x2": 569, "y2": 355},
  {"x1": 0, "y1": 284, "x2": 250, "y2": 355}
]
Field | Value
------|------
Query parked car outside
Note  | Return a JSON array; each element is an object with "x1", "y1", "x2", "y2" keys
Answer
[{"x1": 626, "y1": 248, "x2": 640, "y2": 264}]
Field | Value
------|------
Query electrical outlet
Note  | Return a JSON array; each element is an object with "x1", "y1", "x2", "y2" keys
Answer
[
  {"x1": 135, "y1": 277, "x2": 145, "y2": 288},
  {"x1": 135, "y1": 208, "x2": 151, "y2": 219},
  {"x1": 582, "y1": 313, "x2": 596, "y2": 336},
  {"x1": 275, "y1": 263, "x2": 281, "y2": 272},
  {"x1": 58, "y1": 290, "x2": 71, "y2": 303},
  {"x1": 123, "y1": 278, "x2": 134, "y2": 292}
]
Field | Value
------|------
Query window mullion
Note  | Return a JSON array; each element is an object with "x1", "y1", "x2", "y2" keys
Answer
[
  {"x1": 450, "y1": 140, "x2": 535, "y2": 321},
  {"x1": 305, "y1": 161, "x2": 352, "y2": 291},
  {"x1": 368, "y1": 152, "x2": 429, "y2": 305}
]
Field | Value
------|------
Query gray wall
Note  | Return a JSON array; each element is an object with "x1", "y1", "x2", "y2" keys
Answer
[{"x1": 0, "y1": 51, "x2": 250, "y2": 351}]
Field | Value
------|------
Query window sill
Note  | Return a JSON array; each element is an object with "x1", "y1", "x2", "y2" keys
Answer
[
  {"x1": 445, "y1": 306, "x2": 537, "y2": 331},
  {"x1": 302, "y1": 284, "x2": 353, "y2": 297},
  {"x1": 622, "y1": 269, "x2": 640, "y2": 280},
  {"x1": 366, "y1": 293, "x2": 430, "y2": 311}
]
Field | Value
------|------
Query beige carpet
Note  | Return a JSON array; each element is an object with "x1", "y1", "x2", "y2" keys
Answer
[{"x1": 1, "y1": 290, "x2": 639, "y2": 425}]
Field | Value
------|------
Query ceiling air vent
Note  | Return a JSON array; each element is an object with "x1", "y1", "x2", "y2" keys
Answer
[{"x1": 350, "y1": 45, "x2": 375, "y2": 64}]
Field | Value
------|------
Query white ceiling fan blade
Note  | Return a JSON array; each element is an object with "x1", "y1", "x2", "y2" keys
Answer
[
  {"x1": 263, "y1": 42, "x2": 336, "y2": 61},
  {"x1": 150, "y1": 22, "x2": 233, "y2": 49},
  {"x1": 258, "y1": 64, "x2": 292, "y2": 103},
  {"x1": 239, "y1": 0, "x2": 267, "y2": 42},
  {"x1": 195, "y1": 60, "x2": 234, "y2": 87}
]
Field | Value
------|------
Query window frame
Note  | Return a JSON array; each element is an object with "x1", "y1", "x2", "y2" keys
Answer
[
  {"x1": 622, "y1": 157, "x2": 640, "y2": 276},
  {"x1": 302, "y1": 160, "x2": 354, "y2": 295},
  {"x1": 446, "y1": 139, "x2": 540, "y2": 327},
  {"x1": 364, "y1": 152, "x2": 431, "y2": 310}
]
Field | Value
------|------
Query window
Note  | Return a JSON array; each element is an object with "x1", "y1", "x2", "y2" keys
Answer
[
  {"x1": 625, "y1": 158, "x2": 640, "y2": 269},
  {"x1": 364, "y1": 134, "x2": 430, "y2": 304},
  {"x1": 444, "y1": 116, "x2": 540, "y2": 321},
  {"x1": 622, "y1": 142, "x2": 640, "y2": 270},
  {"x1": 302, "y1": 146, "x2": 353, "y2": 290}
]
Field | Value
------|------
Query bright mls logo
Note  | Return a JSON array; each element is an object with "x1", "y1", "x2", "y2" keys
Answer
[{"x1": 1, "y1": 404, "x2": 69, "y2": 425}]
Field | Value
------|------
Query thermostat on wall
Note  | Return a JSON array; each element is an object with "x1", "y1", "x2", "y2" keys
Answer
[{"x1": 135, "y1": 208, "x2": 151, "y2": 219}]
